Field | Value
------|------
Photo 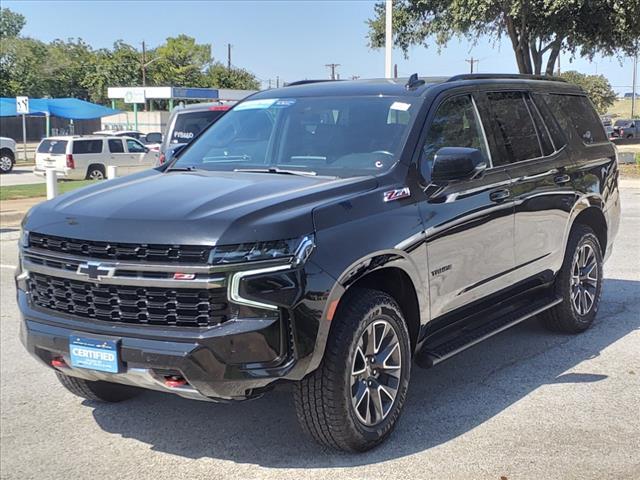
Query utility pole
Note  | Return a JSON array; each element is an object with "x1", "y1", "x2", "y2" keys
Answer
[
  {"x1": 142, "y1": 41, "x2": 147, "y2": 87},
  {"x1": 557, "y1": 52, "x2": 561, "y2": 75},
  {"x1": 465, "y1": 57, "x2": 479, "y2": 74},
  {"x1": 385, "y1": 0, "x2": 392, "y2": 78},
  {"x1": 276, "y1": 76, "x2": 280, "y2": 88},
  {"x1": 632, "y1": 44, "x2": 638, "y2": 118},
  {"x1": 227, "y1": 44, "x2": 232, "y2": 70},
  {"x1": 268, "y1": 79, "x2": 272, "y2": 89},
  {"x1": 393, "y1": 64, "x2": 398, "y2": 79},
  {"x1": 325, "y1": 63, "x2": 340, "y2": 80}
]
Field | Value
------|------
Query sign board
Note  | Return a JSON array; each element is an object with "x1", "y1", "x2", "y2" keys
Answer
[
  {"x1": 124, "y1": 88, "x2": 146, "y2": 104},
  {"x1": 16, "y1": 96, "x2": 29, "y2": 114}
]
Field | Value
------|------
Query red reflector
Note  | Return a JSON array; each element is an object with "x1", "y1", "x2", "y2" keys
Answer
[
  {"x1": 158, "y1": 153, "x2": 166, "y2": 165},
  {"x1": 51, "y1": 357, "x2": 67, "y2": 368},
  {"x1": 66, "y1": 154, "x2": 75, "y2": 169},
  {"x1": 173, "y1": 273, "x2": 196, "y2": 280},
  {"x1": 208, "y1": 105, "x2": 230, "y2": 111},
  {"x1": 164, "y1": 376, "x2": 187, "y2": 388}
]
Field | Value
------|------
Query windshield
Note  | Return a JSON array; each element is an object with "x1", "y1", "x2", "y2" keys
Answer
[
  {"x1": 614, "y1": 120, "x2": 631, "y2": 127},
  {"x1": 172, "y1": 96, "x2": 418, "y2": 177}
]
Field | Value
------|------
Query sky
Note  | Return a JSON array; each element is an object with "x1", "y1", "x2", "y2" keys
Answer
[{"x1": 4, "y1": 0, "x2": 637, "y2": 94}]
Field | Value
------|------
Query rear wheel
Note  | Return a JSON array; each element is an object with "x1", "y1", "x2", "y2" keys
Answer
[
  {"x1": 86, "y1": 165, "x2": 105, "y2": 180},
  {"x1": 0, "y1": 149, "x2": 14, "y2": 173},
  {"x1": 541, "y1": 224, "x2": 603, "y2": 333},
  {"x1": 55, "y1": 372, "x2": 141, "y2": 402},
  {"x1": 294, "y1": 289, "x2": 411, "y2": 451}
]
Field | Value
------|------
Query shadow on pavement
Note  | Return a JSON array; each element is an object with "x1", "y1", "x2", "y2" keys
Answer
[{"x1": 89, "y1": 278, "x2": 639, "y2": 467}]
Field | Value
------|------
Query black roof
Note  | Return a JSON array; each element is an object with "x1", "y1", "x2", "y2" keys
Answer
[{"x1": 251, "y1": 74, "x2": 582, "y2": 99}]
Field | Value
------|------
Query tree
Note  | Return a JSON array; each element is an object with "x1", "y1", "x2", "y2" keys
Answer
[
  {"x1": 148, "y1": 35, "x2": 212, "y2": 87},
  {"x1": 368, "y1": 0, "x2": 640, "y2": 76},
  {"x1": 0, "y1": 7, "x2": 25, "y2": 39},
  {"x1": 0, "y1": 37, "x2": 49, "y2": 97},
  {"x1": 560, "y1": 71, "x2": 617, "y2": 114},
  {"x1": 84, "y1": 41, "x2": 141, "y2": 103},
  {"x1": 43, "y1": 38, "x2": 96, "y2": 99},
  {"x1": 205, "y1": 63, "x2": 260, "y2": 90}
]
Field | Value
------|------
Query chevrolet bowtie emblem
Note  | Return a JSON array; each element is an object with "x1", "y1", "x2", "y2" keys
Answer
[{"x1": 76, "y1": 262, "x2": 116, "y2": 281}]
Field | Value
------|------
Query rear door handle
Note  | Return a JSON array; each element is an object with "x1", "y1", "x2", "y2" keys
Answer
[
  {"x1": 490, "y1": 189, "x2": 510, "y2": 202},
  {"x1": 554, "y1": 174, "x2": 571, "y2": 185}
]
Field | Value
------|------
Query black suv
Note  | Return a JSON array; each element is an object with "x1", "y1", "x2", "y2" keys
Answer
[{"x1": 17, "y1": 74, "x2": 620, "y2": 452}]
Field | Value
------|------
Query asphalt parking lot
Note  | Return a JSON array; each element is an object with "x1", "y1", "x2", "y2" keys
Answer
[
  {"x1": 0, "y1": 166, "x2": 43, "y2": 187},
  {"x1": 0, "y1": 182, "x2": 638, "y2": 480}
]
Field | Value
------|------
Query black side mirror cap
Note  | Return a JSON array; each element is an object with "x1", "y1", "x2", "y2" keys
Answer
[{"x1": 431, "y1": 147, "x2": 487, "y2": 183}]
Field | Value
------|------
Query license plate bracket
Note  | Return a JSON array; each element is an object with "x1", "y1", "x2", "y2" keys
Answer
[{"x1": 69, "y1": 335, "x2": 121, "y2": 373}]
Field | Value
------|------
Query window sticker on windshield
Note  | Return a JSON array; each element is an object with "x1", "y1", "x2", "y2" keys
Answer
[
  {"x1": 390, "y1": 101, "x2": 411, "y2": 111},
  {"x1": 234, "y1": 99, "x2": 278, "y2": 111},
  {"x1": 273, "y1": 99, "x2": 296, "y2": 108}
]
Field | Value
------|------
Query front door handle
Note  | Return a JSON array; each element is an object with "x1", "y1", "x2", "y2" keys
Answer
[
  {"x1": 554, "y1": 174, "x2": 571, "y2": 185},
  {"x1": 490, "y1": 189, "x2": 510, "y2": 202}
]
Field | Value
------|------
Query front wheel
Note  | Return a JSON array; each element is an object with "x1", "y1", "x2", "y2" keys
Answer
[
  {"x1": 540, "y1": 224, "x2": 603, "y2": 333},
  {"x1": 294, "y1": 289, "x2": 411, "y2": 452},
  {"x1": 55, "y1": 372, "x2": 141, "y2": 402},
  {"x1": 0, "y1": 150, "x2": 14, "y2": 173}
]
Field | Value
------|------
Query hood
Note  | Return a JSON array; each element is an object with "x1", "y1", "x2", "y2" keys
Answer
[{"x1": 24, "y1": 169, "x2": 377, "y2": 246}]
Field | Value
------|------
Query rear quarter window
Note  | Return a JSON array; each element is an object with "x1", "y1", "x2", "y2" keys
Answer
[
  {"x1": 541, "y1": 94, "x2": 607, "y2": 145},
  {"x1": 72, "y1": 139, "x2": 103, "y2": 154},
  {"x1": 37, "y1": 140, "x2": 68, "y2": 154}
]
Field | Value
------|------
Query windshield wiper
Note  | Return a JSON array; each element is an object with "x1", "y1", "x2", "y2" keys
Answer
[
  {"x1": 166, "y1": 166, "x2": 200, "y2": 172},
  {"x1": 233, "y1": 167, "x2": 317, "y2": 177}
]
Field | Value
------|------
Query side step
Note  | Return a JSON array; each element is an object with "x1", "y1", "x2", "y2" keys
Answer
[{"x1": 415, "y1": 296, "x2": 562, "y2": 368}]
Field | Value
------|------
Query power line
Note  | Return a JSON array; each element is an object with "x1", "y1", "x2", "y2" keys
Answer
[
  {"x1": 325, "y1": 63, "x2": 341, "y2": 80},
  {"x1": 465, "y1": 57, "x2": 479, "y2": 74}
]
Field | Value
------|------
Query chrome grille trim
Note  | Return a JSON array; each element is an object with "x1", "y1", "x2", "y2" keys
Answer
[{"x1": 22, "y1": 248, "x2": 226, "y2": 289}]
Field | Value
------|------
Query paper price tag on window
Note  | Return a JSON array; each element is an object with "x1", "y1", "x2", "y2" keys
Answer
[{"x1": 390, "y1": 102, "x2": 411, "y2": 112}]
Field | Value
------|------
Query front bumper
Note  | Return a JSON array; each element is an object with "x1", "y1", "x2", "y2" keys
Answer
[{"x1": 18, "y1": 290, "x2": 297, "y2": 401}]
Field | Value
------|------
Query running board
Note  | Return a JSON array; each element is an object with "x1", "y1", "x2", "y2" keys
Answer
[{"x1": 415, "y1": 297, "x2": 562, "y2": 368}]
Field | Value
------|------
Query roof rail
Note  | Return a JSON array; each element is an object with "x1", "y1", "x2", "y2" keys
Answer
[
  {"x1": 447, "y1": 73, "x2": 566, "y2": 83},
  {"x1": 285, "y1": 79, "x2": 341, "y2": 87}
]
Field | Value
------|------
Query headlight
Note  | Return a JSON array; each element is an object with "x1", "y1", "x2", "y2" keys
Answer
[
  {"x1": 19, "y1": 229, "x2": 29, "y2": 249},
  {"x1": 210, "y1": 235, "x2": 314, "y2": 265}
]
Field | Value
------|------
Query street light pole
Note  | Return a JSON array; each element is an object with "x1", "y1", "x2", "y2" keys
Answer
[
  {"x1": 632, "y1": 46, "x2": 638, "y2": 118},
  {"x1": 385, "y1": 0, "x2": 392, "y2": 78}
]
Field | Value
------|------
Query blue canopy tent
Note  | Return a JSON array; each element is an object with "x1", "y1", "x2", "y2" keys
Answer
[{"x1": 0, "y1": 97, "x2": 120, "y2": 136}]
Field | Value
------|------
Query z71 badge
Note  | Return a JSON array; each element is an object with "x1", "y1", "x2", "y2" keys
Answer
[{"x1": 383, "y1": 187, "x2": 411, "y2": 202}]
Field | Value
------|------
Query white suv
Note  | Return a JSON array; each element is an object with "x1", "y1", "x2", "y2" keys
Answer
[
  {"x1": 34, "y1": 136, "x2": 158, "y2": 180},
  {"x1": 0, "y1": 137, "x2": 16, "y2": 174}
]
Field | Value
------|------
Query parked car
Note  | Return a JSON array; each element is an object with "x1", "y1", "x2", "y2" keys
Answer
[
  {"x1": 34, "y1": 135, "x2": 158, "y2": 180},
  {"x1": 17, "y1": 74, "x2": 620, "y2": 452},
  {"x1": 0, "y1": 136, "x2": 16, "y2": 173},
  {"x1": 612, "y1": 119, "x2": 639, "y2": 139},
  {"x1": 158, "y1": 103, "x2": 231, "y2": 164}
]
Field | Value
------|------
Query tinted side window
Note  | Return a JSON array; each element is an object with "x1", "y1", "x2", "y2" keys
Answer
[
  {"x1": 531, "y1": 93, "x2": 567, "y2": 149},
  {"x1": 541, "y1": 94, "x2": 607, "y2": 145},
  {"x1": 485, "y1": 91, "x2": 541, "y2": 164},
  {"x1": 72, "y1": 139, "x2": 103, "y2": 154},
  {"x1": 108, "y1": 139, "x2": 124, "y2": 153},
  {"x1": 525, "y1": 96, "x2": 554, "y2": 156},
  {"x1": 420, "y1": 94, "x2": 490, "y2": 182},
  {"x1": 126, "y1": 139, "x2": 145, "y2": 153}
]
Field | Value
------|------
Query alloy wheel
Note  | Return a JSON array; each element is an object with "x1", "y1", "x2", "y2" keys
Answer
[
  {"x1": 570, "y1": 243, "x2": 599, "y2": 316},
  {"x1": 89, "y1": 170, "x2": 104, "y2": 180},
  {"x1": 0, "y1": 156, "x2": 12, "y2": 172},
  {"x1": 350, "y1": 319, "x2": 402, "y2": 427}
]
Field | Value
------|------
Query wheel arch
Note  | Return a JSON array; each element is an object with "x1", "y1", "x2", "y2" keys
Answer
[
  {"x1": 303, "y1": 252, "x2": 427, "y2": 377},
  {"x1": 0, "y1": 147, "x2": 15, "y2": 160},
  {"x1": 566, "y1": 196, "x2": 608, "y2": 256},
  {"x1": 85, "y1": 163, "x2": 106, "y2": 179}
]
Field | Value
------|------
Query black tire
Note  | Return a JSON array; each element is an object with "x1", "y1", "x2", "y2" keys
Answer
[
  {"x1": 0, "y1": 149, "x2": 14, "y2": 174},
  {"x1": 86, "y1": 164, "x2": 106, "y2": 180},
  {"x1": 55, "y1": 371, "x2": 141, "y2": 402},
  {"x1": 294, "y1": 288, "x2": 411, "y2": 452},
  {"x1": 540, "y1": 224, "x2": 603, "y2": 333}
]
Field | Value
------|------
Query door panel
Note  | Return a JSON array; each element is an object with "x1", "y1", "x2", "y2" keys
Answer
[
  {"x1": 422, "y1": 169, "x2": 515, "y2": 318},
  {"x1": 415, "y1": 91, "x2": 516, "y2": 320},
  {"x1": 107, "y1": 139, "x2": 131, "y2": 175}
]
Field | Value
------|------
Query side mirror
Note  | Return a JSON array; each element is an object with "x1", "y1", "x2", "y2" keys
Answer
[
  {"x1": 145, "y1": 132, "x2": 163, "y2": 143},
  {"x1": 431, "y1": 147, "x2": 486, "y2": 183},
  {"x1": 143, "y1": 146, "x2": 150, "y2": 153}
]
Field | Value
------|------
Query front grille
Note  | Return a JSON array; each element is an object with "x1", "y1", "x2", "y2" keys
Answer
[
  {"x1": 28, "y1": 272, "x2": 229, "y2": 327},
  {"x1": 29, "y1": 233, "x2": 212, "y2": 264}
]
